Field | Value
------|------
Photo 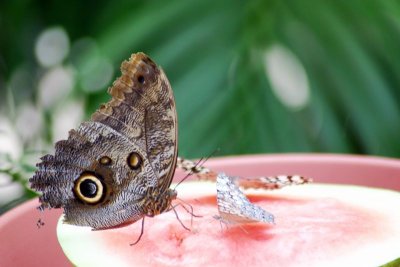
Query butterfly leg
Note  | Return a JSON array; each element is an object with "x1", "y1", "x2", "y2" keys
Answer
[
  {"x1": 212, "y1": 215, "x2": 251, "y2": 233},
  {"x1": 175, "y1": 198, "x2": 202, "y2": 218},
  {"x1": 169, "y1": 204, "x2": 191, "y2": 231},
  {"x1": 212, "y1": 215, "x2": 228, "y2": 232},
  {"x1": 130, "y1": 217, "x2": 145, "y2": 246},
  {"x1": 174, "y1": 199, "x2": 204, "y2": 229}
]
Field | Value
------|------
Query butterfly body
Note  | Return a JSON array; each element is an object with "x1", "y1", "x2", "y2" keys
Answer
[
  {"x1": 30, "y1": 53, "x2": 178, "y2": 229},
  {"x1": 142, "y1": 188, "x2": 177, "y2": 217}
]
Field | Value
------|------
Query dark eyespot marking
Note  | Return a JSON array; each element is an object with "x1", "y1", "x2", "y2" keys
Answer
[
  {"x1": 80, "y1": 180, "x2": 97, "y2": 197},
  {"x1": 137, "y1": 75, "x2": 145, "y2": 84},
  {"x1": 73, "y1": 172, "x2": 105, "y2": 204}
]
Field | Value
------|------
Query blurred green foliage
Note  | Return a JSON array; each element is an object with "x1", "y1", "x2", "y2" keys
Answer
[{"x1": 1, "y1": 0, "x2": 400, "y2": 212}]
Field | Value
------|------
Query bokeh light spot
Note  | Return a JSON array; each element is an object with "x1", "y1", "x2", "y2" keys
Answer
[
  {"x1": 0, "y1": 181, "x2": 24, "y2": 205},
  {"x1": 15, "y1": 103, "x2": 43, "y2": 143},
  {"x1": 38, "y1": 66, "x2": 75, "y2": 109},
  {"x1": 265, "y1": 45, "x2": 310, "y2": 110},
  {"x1": 35, "y1": 26, "x2": 70, "y2": 67},
  {"x1": 52, "y1": 100, "x2": 84, "y2": 141},
  {"x1": 0, "y1": 117, "x2": 22, "y2": 160}
]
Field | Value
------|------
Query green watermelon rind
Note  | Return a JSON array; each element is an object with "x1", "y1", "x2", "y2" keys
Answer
[{"x1": 381, "y1": 257, "x2": 400, "y2": 267}]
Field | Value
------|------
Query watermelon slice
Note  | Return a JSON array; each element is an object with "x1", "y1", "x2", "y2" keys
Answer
[{"x1": 57, "y1": 182, "x2": 400, "y2": 267}]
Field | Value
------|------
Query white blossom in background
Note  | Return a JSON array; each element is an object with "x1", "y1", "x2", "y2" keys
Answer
[
  {"x1": 0, "y1": 173, "x2": 11, "y2": 187},
  {"x1": 0, "y1": 117, "x2": 22, "y2": 161},
  {"x1": 0, "y1": 172, "x2": 24, "y2": 205},
  {"x1": 38, "y1": 66, "x2": 75, "y2": 109},
  {"x1": 15, "y1": 102, "x2": 43, "y2": 143},
  {"x1": 264, "y1": 45, "x2": 310, "y2": 110},
  {"x1": 35, "y1": 26, "x2": 70, "y2": 68},
  {"x1": 52, "y1": 100, "x2": 84, "y2": 141},
  {"x1": 0, "y1": 117, "x2": 24, "y2": 206}
]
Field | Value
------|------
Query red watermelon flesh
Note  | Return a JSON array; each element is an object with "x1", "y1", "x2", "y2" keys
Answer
[{"x1": 57, "y1": 182, "x2": 400, "y2": 267}]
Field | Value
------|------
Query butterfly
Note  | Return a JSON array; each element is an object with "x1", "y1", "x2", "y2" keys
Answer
[
  {"x1": 176, "y1": 157, "x2": 311, "y2": 224},
  {"x1": 30, "y1": 53, "x2": 178, "y2": 231},
  {"x1": 215, "y1": 172, "x2": 275, "y2": 224},
  {"x1": 176, "y1": 157, "x2": 311, "y2": 190}
]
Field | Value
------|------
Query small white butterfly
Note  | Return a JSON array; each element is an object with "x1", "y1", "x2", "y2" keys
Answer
[
  {"x1": 214, "y1": 172, "x2": 275, "y2": 224},
  {"x1": 176, "y1": 157, "x2": 312, "y2": 225}
]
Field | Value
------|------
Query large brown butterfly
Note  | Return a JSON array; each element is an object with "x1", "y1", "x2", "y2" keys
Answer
[{"x1": 30, "y1": 53, "x2": 178, "y2": 230}]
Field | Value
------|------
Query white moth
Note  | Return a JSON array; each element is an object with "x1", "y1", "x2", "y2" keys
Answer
[{"x1": 215, "y1": 173, "x2": 275, "y2": 224}]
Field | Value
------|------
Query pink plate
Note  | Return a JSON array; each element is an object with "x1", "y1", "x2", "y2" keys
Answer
[{"x1": 1, "y1": 153, "x2": 399, "y2": 266}]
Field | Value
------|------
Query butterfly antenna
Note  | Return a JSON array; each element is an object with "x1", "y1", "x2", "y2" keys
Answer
[
  {"x1": 173, "y1": 172, "x2": 193, "y2": 190},
  {"x1": 195, "y1": 148, "x2": 220, "y2": 171},
  {"x1": 191, "y1": 148, "x2": 220, "y2": 178},
  {"x1": 174, "y1": 148, "x2": 220, "y2": 190},
  {"x1": 130, "y1": 217, "x2": 145, "y2": 246},
  {"x1": 173, "y1": 158, "x2": 203, "y2": 190}
]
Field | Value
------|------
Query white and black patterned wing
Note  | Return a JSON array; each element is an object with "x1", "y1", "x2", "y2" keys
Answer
[
  {"x1": 215, "y1": 173, "x2": 275, "y2": 224},
  {"x1": 176, "y1": 157, "x2": 312, "y2": 190}
]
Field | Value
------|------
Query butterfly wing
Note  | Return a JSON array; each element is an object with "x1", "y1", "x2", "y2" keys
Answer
[
  {"x1": 30, "y1": 53, "x2": 178, "y2": 229},
  {"x1": 176, "y1": 157, "x2": 311, "y2": 190},
  {"x1": 92, "y1": 53, "x2": 178, "y2": 192},
  {"x1": 216, "y1": 173, "x2": 275, "y2": 224}
]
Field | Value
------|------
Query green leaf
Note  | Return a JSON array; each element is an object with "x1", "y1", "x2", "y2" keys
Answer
[{"x1": 381, "y1": 257, "x2": 400, "y2": 267}]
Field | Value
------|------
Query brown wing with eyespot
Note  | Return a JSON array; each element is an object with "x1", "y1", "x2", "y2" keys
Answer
[
  {"x1": 29, "y1": 53, "x2": 177, "y2": 229},
  {"x1": 92, "y1": 52, "x2": 178, "y2": 192}
]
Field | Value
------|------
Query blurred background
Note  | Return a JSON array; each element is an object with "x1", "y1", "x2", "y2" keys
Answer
[{"x1": 1, "y1": 0, "x2": 400, "y2": 213}]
